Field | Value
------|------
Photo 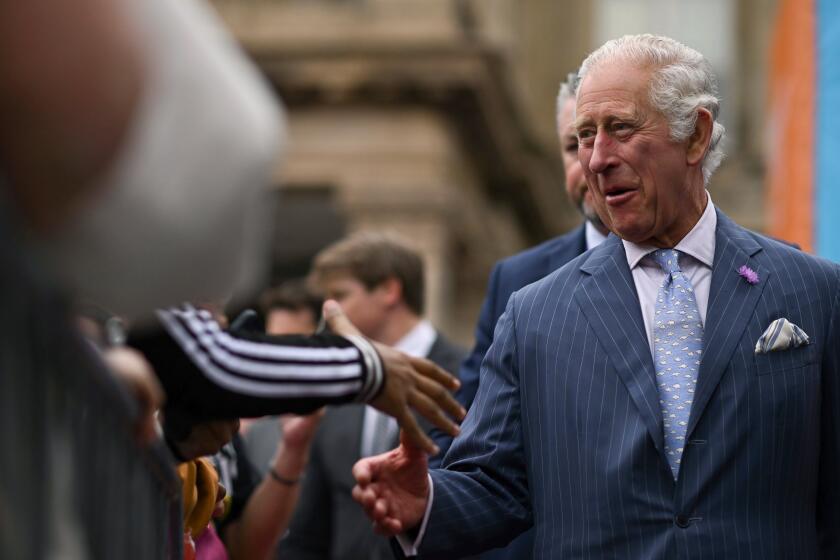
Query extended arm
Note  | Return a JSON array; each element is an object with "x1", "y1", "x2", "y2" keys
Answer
[
  {"x1": 134, "y1": 304, "x2": 383, "y2": 420},
  {"x1": 133, "y1": 302, "x2": 464, "y2": 456},
  {"x1": 353, "y1": 297, "x2": 532, "y2": 559},
  {"x1": 223, "y1": 413, "x2": 323, "y2": 560},
  {"x1": 275, "y1": 423, "x2": 333, "y2": 560}
]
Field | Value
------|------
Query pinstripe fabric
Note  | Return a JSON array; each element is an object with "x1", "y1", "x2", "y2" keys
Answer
[
  {"x1": 429, "y1": 225, "x2": 586, "y2": 560},
  {"x1": 418, "y1": 209, "x2": 840, "y2": 559}
]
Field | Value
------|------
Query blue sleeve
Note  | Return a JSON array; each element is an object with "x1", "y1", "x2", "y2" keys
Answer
[
  {"x1": 430, "y1": 263, "x2": 503, "y2": 467},
  {"x1": 421, "y1": 296, "x2": 532, "y2": 558}
]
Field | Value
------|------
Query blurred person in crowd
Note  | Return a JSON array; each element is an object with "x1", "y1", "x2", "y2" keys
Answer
[
  {"x1": 1, "y1": 0, "x2": 465, "y2": 555},
  {"x1": 3, "y1": 0, "x2": 282, "y2": 321},
  {"x1": 1, "y1": 0, "x2": 285, "y2": 471},
  {"x1": 75, "y1": 303, "x2": 165, "y2": 446},
  {"x1": 277, "y1": 232, "x2": 466, "y2": 560},
  {"x1": 210, "y1": 413, "x2": 323, "y2": 560},
  {"x1": 428, "y1": 71, "x2": 608, "y2": 559},
  {"x1": 4, "y1": 0, "x2": 464, "y2": 462},
  {"x1": 244, "y1": 280, "x2": 324, "y2": 471},
  {"x1": 201, "y1": 281, "x2": 323, "y2": 559},
  {"x1": 260, "y1": 279, "x2": 323, "y2": 336},
  {"x1": 353, "y1": 34, "x2": 840, "y2": 558},
  {"x1": 197, "y1": 297, "x2": 323, "y2": 560}
]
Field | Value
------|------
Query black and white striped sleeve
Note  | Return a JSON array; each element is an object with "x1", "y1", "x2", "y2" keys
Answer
[{"x1": 131, "y1": 304, "x2": 383, "y2": 420}]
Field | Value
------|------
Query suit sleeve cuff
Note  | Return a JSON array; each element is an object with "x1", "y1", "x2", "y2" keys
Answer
[{"x1": 395, "y1": 473, "x2": 434, "y2": 557}]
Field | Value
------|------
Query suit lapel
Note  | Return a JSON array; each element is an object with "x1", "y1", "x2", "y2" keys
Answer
[
  {"x1": 573, "y1": 235, "x2": 666, "y2": 456},
  {"x1": 685, "y1": 210, "x2": 768, "y2": 439}
]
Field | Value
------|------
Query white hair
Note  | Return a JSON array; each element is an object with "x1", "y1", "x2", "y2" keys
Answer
[
  {"x1": 555, "y1": 71, "x2": 578, "y2": 122},
  {"x1": 578, "y1": 34, "x2": 726, "y2": 185}
]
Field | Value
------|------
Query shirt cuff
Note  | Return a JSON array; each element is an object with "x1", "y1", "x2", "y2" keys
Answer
[
  {"x1": 395, "y1": 473, "x2": 434, "y2": 557},
  {"x1": 344, "y1": 334, "x2": 384, "y2": 403}
]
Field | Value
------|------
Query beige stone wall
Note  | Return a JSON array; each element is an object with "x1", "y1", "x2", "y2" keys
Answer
[
  {"x1": 210, "y1": 0, "x2": 778, "y2": 346},
  {"x1": 275, "y1": 105, "x2": 526, "y2": 343}
]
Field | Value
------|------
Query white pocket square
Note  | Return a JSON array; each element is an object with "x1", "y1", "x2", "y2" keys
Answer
[{"x1": 754, "y1": 318, "x2": 810, "y2": 354}]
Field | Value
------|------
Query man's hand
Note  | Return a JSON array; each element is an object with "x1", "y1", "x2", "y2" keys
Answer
[
  {"x1": 352, "y1": 433, "x2": 430, "y2": 536},
  {"x1": 323, "y1": 300, "x2": 465, "y2": 455}
]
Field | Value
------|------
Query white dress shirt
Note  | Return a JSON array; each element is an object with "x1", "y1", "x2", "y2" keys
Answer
[
  {"x1": 399, "y1": 199, "x2": 717, "y2": 556},
  {"x1": 621, "y1": 191, "x2": 716, "y2": 356},
  {"x1": 585, "y1": 220, "x2": 608, "y2": 251},
  {"x1": 360, "y1": 320, "x2": 437, "y2": 457}
]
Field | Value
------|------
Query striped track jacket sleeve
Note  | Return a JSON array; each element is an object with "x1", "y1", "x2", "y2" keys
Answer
[{"x1": 130, "y1": 304, "x2": 383, "y2": 424}]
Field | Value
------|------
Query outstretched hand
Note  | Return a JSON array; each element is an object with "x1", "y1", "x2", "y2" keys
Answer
[
  {"x1": 352, "y1": 432, "x2": 431, "y2": 536},
  {"x1": 323, "y1": 300, "x2": 465, "y2": 455},
  {"x1": 279, "y1": 408, "x2": 324, "y2": 451}
]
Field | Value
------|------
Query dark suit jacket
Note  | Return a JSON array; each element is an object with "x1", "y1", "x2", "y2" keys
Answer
[
  {"x1": 430, "y1": 225, "x2": 587, "y2": 559},
  {"x1": 278, "y1": 334, "x2": 466, "y2": 560},
  {"x1": 419, "y1": 210, "x2": 840, "y2": 559}
]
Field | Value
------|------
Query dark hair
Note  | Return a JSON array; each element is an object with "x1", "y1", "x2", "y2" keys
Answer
[
  {"x1": 310, "y1": 232, "x2": 425, "y2": 315},
  {"x1": 258, "y1": 279, "x2": 323, "y2": 322}
]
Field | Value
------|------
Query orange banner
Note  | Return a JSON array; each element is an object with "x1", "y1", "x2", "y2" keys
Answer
[{"x1": 767, "y1": 0, "x2": 815, "y2": 252}]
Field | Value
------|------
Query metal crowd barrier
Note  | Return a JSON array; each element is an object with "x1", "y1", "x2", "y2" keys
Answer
[{"x1": 0, "y1": 203, "x2": 182, "y2": 559}]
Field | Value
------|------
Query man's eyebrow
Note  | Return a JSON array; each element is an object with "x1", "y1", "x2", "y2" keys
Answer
[
  {"x1": 573, "y1": 115, "x2": 593, "y2": 131},
  {"x1": 574, "y1": 110, "x2": 643, "y2": 132}
]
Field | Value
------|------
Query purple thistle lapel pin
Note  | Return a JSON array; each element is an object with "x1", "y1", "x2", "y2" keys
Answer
[{"x1": 737, "y1": 265, "x2": 759, "y2": 285}]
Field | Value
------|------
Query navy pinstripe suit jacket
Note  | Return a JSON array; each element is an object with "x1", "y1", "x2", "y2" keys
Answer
[{"x1": 421, "y1": 209, "x2": 840, "y2": 559}]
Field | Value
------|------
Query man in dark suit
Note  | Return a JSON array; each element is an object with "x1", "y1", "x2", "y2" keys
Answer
[
  {"x1": 438, "y1": 72, "x2": 609, "y2": 435},
  {"x1": 352, "y1": 34, "x2": 840, "y2": 559},
  {"x1": 427, "y1": 71, "x2": 609, "y2": 560},
  {"x1": 278, "y1": 232, "x2": 466, "y2": 560}
]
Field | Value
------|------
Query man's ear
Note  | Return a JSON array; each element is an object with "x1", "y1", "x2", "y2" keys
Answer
[
  {"x1": 686, "y1": 108, "x2": 713, "y2": 167},
  {"x1": 377, "y1": 277, "x2": 403, "y2": 307}
]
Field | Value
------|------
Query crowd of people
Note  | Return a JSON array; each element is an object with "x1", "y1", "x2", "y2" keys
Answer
[{"x1": 2, "y1": 0, "x2": 838, "y2": 558}]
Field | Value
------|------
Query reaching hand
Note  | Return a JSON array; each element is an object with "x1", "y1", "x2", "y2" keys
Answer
[
  {"x1": 323, "y1": 300, "x2": 466, "y2": 455},
  {"x1": 279, "y1": 408, "x2": 324, "y2": 452},
  {"x1": 352, "y1": 433, "x2": 431, "y2": 536}
]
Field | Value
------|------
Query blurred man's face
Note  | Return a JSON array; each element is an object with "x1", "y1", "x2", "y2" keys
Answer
[
  {"x1": 575, "y1": 61, "x2": 701, "y2": 247},
  {"x1": 266, "y1": 308, "x2": 317, "y2": 335},
  {"x1": 558, "y1": 97, "x2": 600, "y2": 228},
  {"x1": 319, "y1": 273, "x2": 389, "y2": 341}
]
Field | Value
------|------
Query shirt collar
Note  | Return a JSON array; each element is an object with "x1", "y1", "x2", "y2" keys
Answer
[
  {"x1": 394, "y1": 319, "x2": 437, "y2": 359},
  {"x1": 622, "y1": 190, "x2": 717, "y2": 270},
  {"x1": 585, "y1": 221, "x2": 608, "y2": 251}
]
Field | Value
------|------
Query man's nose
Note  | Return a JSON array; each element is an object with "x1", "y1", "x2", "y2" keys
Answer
[{"x1": 587, "y1": 131, "x2": 616, "y2": 174}]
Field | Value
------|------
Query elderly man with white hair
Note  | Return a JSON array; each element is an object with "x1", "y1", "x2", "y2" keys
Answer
[{"x1": 350, "y1": 34, "x2": 840, "y2": 559}]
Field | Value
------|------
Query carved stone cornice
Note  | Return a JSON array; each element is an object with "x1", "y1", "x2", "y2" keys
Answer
[{"x1": 247, "y1": 42, "x2": 574, "y2": 242}]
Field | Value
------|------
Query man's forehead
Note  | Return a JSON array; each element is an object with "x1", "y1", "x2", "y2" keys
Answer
[
  {"x1": 320, "y1": 270, "x2": 359, "y2": 286},
  {"x1": 573, "y1": 100, "x2": 642, "y2": 129},
  {"x1": 574, "y1": 75, "x2": 652, "y2": 127},
  {"x1": 576, "y1": 61, "x2": 652, "y2": 102}
]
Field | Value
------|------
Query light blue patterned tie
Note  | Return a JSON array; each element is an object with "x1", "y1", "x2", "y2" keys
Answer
[{"x1": 650, "y1": 249, "x2": 704, "y2": 478}]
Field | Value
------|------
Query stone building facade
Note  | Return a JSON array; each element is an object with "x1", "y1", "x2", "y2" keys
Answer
[{"x1": 211, "y1": 0, "x2": 776, "y2": 345}]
